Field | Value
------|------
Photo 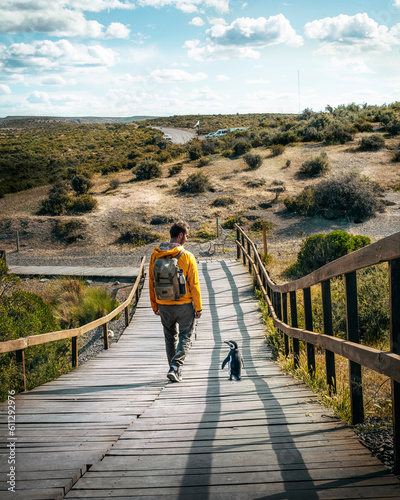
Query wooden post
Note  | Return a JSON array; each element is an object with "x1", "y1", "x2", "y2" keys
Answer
[
  {"x1": 135, "y1": 286, "x2": 140, "y2": 305},
  {"x1": 72, "y1": 337, "x2": 78, "y2": 368},
  {"x1": 282, "y1": 292, "x2": 289, "y2": 357},
  {"x1": 389, "y1": 258, "x2": 400, "y2": 475},
  {"x1": 290, "y1": 291, "x2": 300, "y2": 369},
  {"x1": 345, "y1": 271, "x2": 364, "y2": 425},
  {"x1": 247, "y1": 240, "x2": 252, "y2": 273},
  {"x1": 241, "y1": 234, "x2": 246, "y2": 266},
  {"x1": 103, "y1": 323, "x2": 109, "y2": 350},
  {"x1": 262, "y1": 224, "x2": 267, "y2": 256},
  {"x1": 216, "y1": 218, "x2": 219, "y2": 238},
  {"x1": 16, "y1": 230, "x2": 20, "y2": 252},
  {"x1": 125, "y1": 306, "x2": 129, "y2": 327},
  {"x1": 16, "y1": 349, "x2": 26, "y2": 392},
  {"x1": 236, "y1": 228, "x2": 240, "y2": 260},
  {"x1": 303, "y1": 287, "x2": 315, "y2": 376},
  {"x1": 321, "y1": 280, "x2": 336, "y2": 394}
]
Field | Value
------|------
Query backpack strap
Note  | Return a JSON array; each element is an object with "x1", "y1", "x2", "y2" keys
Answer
[{"x1": 174, "y1": 249, "x2": 186, "y2": 261}]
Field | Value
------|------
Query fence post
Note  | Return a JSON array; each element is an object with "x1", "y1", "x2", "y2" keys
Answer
[
  {"x1": 241, "y1": 234, "x2": 246, "y2": 266},
  {"x1": 262, "y1": 224, "x2": 267, "y2": 256},
  {"x1": 236, "y1": 228, "x2": 240, "y2": 260},
  {"x1": 303, "y1": 287, "x2": 315, "y2": 376},
  {"x1": 345, "y1": 271, "x2": 364, "y2": 425},
  {"x1": 72, "y1": 337, "x2": 78, "y2": 368},
  {"x1": 321, "y1": 279, "x2": 336, "y2": 394},
  {"x1": 16, "y1": 230, "x2": 20, "y2": 252},
  {"x1": 125, "y1": 306, "x2": 129, "y2": 327},
  {"x1": 282, "y1": 292, "x2": 289, "y2": 357},
  {"x1": 103, "y1": 323, "x2": 109, "y2": 350},
  {"x1": 16, "y1": 349, "x2": 26, "y2": 392},
  {"x1": 389, "y1": 258, "x2": 400, "y2": 475},
  {"x1": 290, "y1": 291, "x2": 300, "y2": 369},
  {"x1": 247, "y1": 240, "x2": 252, "y2": 273}
]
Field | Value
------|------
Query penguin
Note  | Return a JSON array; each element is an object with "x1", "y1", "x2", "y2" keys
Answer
[{"x1": 221, "y1": 340, "x2": 244, "y2": 381}]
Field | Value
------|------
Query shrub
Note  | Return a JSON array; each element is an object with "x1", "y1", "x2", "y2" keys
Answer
[
  {"x1": 188, "y1": 142, "x2": 202, "y2": 161},
  {"x1": 109, "y1": 178, "x2": 120, "y2": 190},
  {"x1": 38, "y1": 184, "x2": 73, "y2": 215},
  {"x1": 249, "y1": 220, "x2": 275, "y2": 232},
  {"x1": 198, "y1": 157, "x2": 212, "y2": 168},
  {"x1": 270, "y1": 144, "x2": 285, "y2": 157},
  {"x1": 323, "y1": 121, "x2": 354, "y2": 145},
  {"x1": 284, "y1": 173, "x2": 383, "y2": 220},
  {"x1": 150, "y1": 215, "x2": 173, "y2": 225},
  {"x1": 201, "y1": 138, "x2": 219, "y2": 155},
  {"x1": 212, "y1": 196, "x2": 235, "y2": 207},
  {"x1": 299, "y1": 152, "x2": 329, "y2": 177},
  {"x1": 53, "y1": 219, "x2": 87, "y2": 244},
  {"x1": 72, "y1": 287, "x2": 119, "y2": 327},
  {"x1": 118, "y1": 224, "x2": 160, "y2": 246},
  {"x1": 70, "y1": 194, "x2": 98, "y2": 213},
  {"x1": 194, "y1": 224, "x2": 217, "y2": 241},
  {"x1": 221, "y1": 150, "x2": 233, "y2": 157},
  {"x1": 135, "y1": 159, "x2": 162, "y2": 180},
  {"x1": 222, "y1": 216, "x2": 243, "y2": 229},
  {"x1": 71, "y1": 174, "x2": 92, "y2": 195},
  {"x1": 243, "y1": 153, "x2": 263, "y2": 170},
  {"x1": 180, "y1": 172, "x2": 213, "y2": 193},
  {"x1": 359, "y1": 134, "x2": 385, "y2": 151},
  {"x1": 393, "y1": 149, "x2": 400, "y2": 162},
  {"x1": 284, "y1": 230, "x2": 371, "y2": 277},
  {"x1": 168, "y1": 164, "x2": 183, "y2": 176},
  {"x1": 233, "y1": 138, "x2": 252, "y2": 156},
  {"x1": 245, "y1": 178, "x2": 266, "y2": 188}
]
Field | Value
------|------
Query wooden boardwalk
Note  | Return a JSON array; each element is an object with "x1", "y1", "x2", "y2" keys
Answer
[
  {"x1": 1, "y1": 260, "x2": 399, "y2": 499},
  {"x1": 9, "y1": 266, "x2": 140, "y2": 278}
]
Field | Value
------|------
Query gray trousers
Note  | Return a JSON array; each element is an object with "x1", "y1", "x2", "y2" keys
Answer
[{"x1": 158, "y1": 303, "x2": 195, "y2": 367}]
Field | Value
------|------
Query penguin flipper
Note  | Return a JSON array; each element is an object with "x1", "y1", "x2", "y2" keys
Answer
[{"x1": 221, "y1": 356, "x2": 229, "y2": 370}]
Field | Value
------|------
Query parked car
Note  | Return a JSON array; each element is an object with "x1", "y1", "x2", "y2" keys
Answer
[
  {"x1": 163, "y1": 134, "x2": 172, "y2": 141},
  {"x1": 213, "y1": 129, "x2": 228, "y2": 137},
  {"x1": 205, "y1": 132, "x2": 216, "y2": 138}
]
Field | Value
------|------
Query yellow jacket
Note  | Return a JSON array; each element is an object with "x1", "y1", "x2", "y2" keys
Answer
[{"x1": 149, "y1": 244, "x2": 202, "y2": 313}]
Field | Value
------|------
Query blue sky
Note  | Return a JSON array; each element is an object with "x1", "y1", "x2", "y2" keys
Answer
[{"x1": 0, "y1": 0, "x2": 399, "y2": 117}]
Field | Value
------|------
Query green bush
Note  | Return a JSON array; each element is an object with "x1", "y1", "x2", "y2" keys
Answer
[
  {"x1": 270, "y1": 144, "x2": 285, "y2": 156},
  {"x1": 70, "y1": 194, "x2": 98, "y2": 213},
  {"x1": 359, "y1": 134, "x2": 385, "y2": 151},
  {"x1": 180, "y1": 172, "x2": 213, "y2": 193},
  {"x1": 53, "y1": 219, "x2": 87, "y2": 243},
  {"x1": 299, "y1": 152, "x2": 329, "y2": 177},
  {"x1": 323, "y1": 121, "x2": 354, "y2": 145},
  {"x1": 71, "y1": 174, "x2": 92, "y2": 195},
  {"x1": 284, "y1": 173, "x2": 383, "y2": 220},
  {"x1": 168, "y1": 164, "x2": 183, "y2": 176},
  {"x1": 222, "y1": 216, "x2": 243, "y2": 229},
  {"x1": 188, "y1": 141, "x2": 202, "y2": 161},
  {"x1": 243, "y1": 153, "x2": 263, "y2": 170},
  {"x1": 245, "y1": 178, "x2": 266, "y2": 188},
  {"x1": 135, "y1": 159, "x2": 162, "y2": 180},
  {"x1": 198, "y1": 157, "x2": 212, "y2": 168},
  {"x1": 212, "y1": 196, "x2": 235, "y2": 207},
  {"x1": 109, "y1": 178, "x2": 120, "y2": 190},
  {"x1": 118, "y1": 224, "x2": 160, "y2": 246},
  {"x1": 38, "y1": 184, "x2": 73, "y2": 215},
  {"x1": 201, "y1": 138, "x2": 219, "y2": 155},
  {"x1": 72, "y1": 287, "x2": 119, "y2": 327},
  {"x1": 233, "y1": 138, "x2": 252, "y2": 156},
  {"x1": 249, "y1": 220, "x2": 275, "y2": 232},
  {"x1": 194, "y1": 224, "x2": 217, "y2": 241},
  {"x1": 284, "y1": 230, "x2": 371, "y2": 277}
]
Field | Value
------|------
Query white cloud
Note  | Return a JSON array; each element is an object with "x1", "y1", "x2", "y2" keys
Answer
[
  {"x1": 185, "y1": 14, "x2": 303, "y2": 61},
  {"x1": 208, "y1": 15, "x2": 303, "y2": 47},
  {"x1": 104, "y1": 22, "x2": 131, "y2": 39},
  {"x1": 246, "y1": 78, "x2": 270, "y2": 84},
  {"x1": 27, "y1": 90, "x2": 50, "y2": 104},
  {"x1": 40, "y1": 75, "x2": 68, "y2": 85},
  {"x1": 208, "y1": 18, "x2": 227, "y2": 26},
  {"x1": 137, "y1": 0, "x2": 229, "y2": 14},
  {"x1": 304, "y1": 13, "x2": 400, "y2": 53},
  {"x1": 0, "y1": 40, "x2": 116, "y2": 73},
  {"x1": 184, "y1": 38, "x2": 260, "y2": 60},
  {"x1": 0, "y1": 84, "x2": 12, "y2": 94},
  {"x1": 216, "y1": 74, "x2": 229, "y2": 80},
  {"x1": 150, "y1": 68, "x2": 207, "y2": 82},
  {"x1": 330, "y1": 56, "x2": 373, "y2": 74},
  {"x1": 190, "y1": 17, "x2": 205, "y2": 26},
  {"x1": 394, "y1": 0, "x2": 400, "y2": 8}
]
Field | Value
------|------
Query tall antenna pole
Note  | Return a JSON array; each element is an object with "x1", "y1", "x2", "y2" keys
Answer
[{"x1": 298, "y1": 69, "x2": 301, "y2": 114}]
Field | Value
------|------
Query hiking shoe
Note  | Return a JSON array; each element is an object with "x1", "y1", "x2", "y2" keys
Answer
[{"x1": 167, "y1": 366, "x2": 182, "y2": 383}]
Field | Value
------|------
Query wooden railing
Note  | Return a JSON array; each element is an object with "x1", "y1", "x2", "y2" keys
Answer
[
  {"x1": 0, "y1": 256, "x2": 146, "y2": 391},
  {"x1": 235, "y1": 225, "x2": 400, "y2": 474}
]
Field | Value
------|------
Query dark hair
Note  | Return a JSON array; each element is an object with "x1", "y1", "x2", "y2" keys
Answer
[{"x1": 170, "y1": 220, "x2": 190, "y2": 239}]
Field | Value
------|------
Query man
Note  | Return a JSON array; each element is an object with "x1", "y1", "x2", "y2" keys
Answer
[{"x1": 149, "y1": 221, "x2": 202, "y2": 382}]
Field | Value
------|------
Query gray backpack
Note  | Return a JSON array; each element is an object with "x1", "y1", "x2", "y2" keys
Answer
[{"x1": 153, "y1": 250, "x2": 187, "y2": 300}]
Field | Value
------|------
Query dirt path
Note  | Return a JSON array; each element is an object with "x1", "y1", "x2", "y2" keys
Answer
[{"x1": 155, "y1": 126, "x2": 196, "y2": 144}]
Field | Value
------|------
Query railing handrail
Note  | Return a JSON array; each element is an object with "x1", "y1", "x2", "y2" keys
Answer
[
  {"x1": 234, "y1": 224, "x2": 400, "y2": 474},
  {"x1": 0, "y1": 256, "x2": 146, "y2": 354},
  {"x1": 235, "y1": 225, "x2": 400, "y2": 293}
]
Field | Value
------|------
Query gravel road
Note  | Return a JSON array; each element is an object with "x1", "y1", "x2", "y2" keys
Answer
[{"x1": 155, "y1": 126, "x2": 197, "y2": 144}]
